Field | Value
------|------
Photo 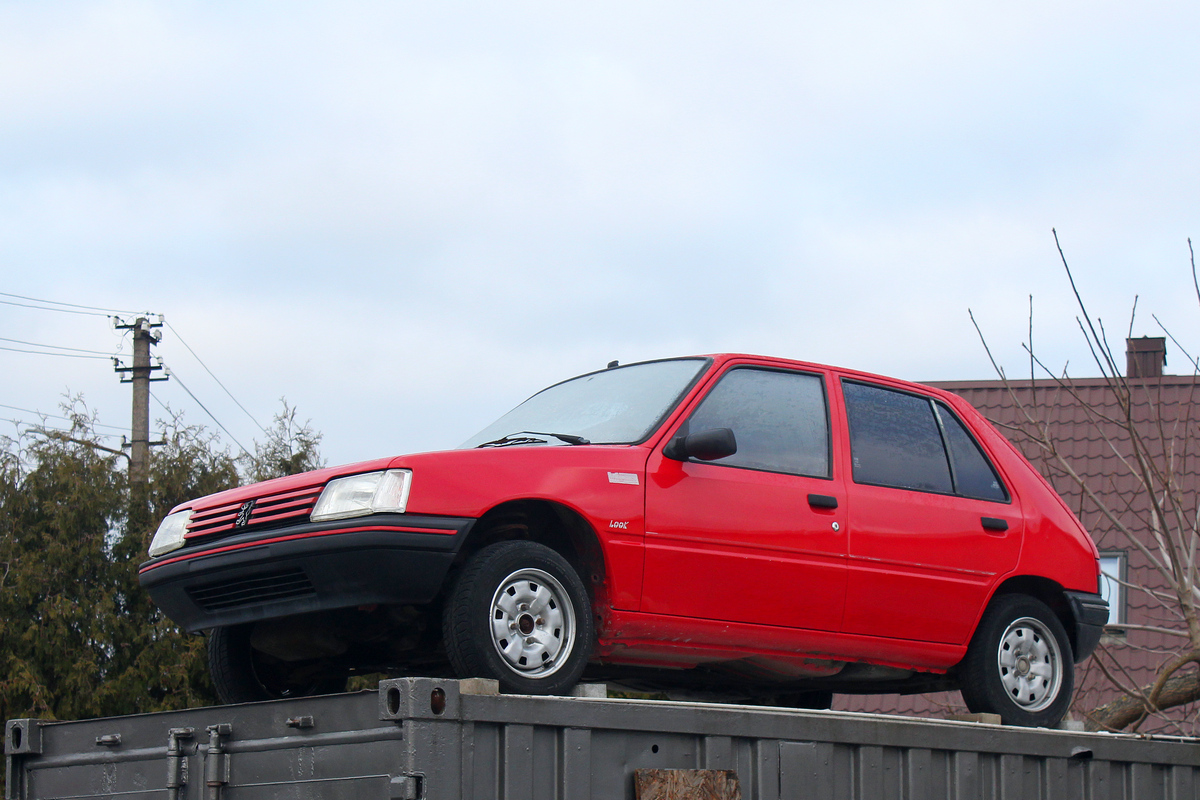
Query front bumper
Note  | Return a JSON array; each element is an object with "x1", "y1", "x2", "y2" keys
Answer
[
  {"x1": 1065, "y1": 590, "x2": 1110, "y2": 663},
  {"x1": 138, "y1": 513, "x2": 475, "y2": 632}
]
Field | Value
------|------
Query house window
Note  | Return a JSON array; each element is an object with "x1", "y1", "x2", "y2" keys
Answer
[{"x1": 1099, "y1": 552, "x2": 1126, "y2": 625}]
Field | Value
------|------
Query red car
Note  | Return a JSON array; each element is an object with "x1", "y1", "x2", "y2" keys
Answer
[{"x1": 141, "y1": 355, "x2": 1107, "y2": 727}]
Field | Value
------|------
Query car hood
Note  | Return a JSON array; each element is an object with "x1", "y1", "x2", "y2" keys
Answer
[
  {"x1": 170, "y1": 456, "x2": 397, "y2": 515},
  {"x1": 173, "y1": 445, "x2": 652, "y2": 519}
]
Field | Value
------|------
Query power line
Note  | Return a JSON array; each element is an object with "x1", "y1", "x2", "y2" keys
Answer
[
  {"x1": 0, "y1": 416, "x2": 57, "y2": 432},
  {"x1": 0, "y1": 336, "x2": 116, "y2": 356},
  {"x1": 0, "y1": 403, "x2": 128, "y2": 432},
  {"x1": 0, "y1": 345, "x2": 111, "y2": 359},
  {"x1": 164, "y1": 319, "x2": 266, "y2": 433},
  {"x1": 0, "y1": 292, "x2": 144, "y2": 315},
  {"x1": 0, "y1": 417, "x2": 121, "y2": 441},
  {"x1": 0, "y1": 298, "x2": 114, "y2": 317},
  {"x1": 150, "y1": 392, "x2": 173, "y2": 415},
  {"x1": 1, "y1": 298, "x2": 262, "y2": 465},
  {"x1": 164, "y1": 363, "x2": 253, "y2": 458}
]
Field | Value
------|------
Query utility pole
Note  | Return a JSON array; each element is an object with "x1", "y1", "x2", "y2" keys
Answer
[{"x1": 114, "y1": 316, "x2": 167, "y2": 527}]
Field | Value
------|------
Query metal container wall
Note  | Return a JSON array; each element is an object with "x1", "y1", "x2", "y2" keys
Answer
[{"x1": 7, "y1": 678, "x2": 1199, "y2": 800}]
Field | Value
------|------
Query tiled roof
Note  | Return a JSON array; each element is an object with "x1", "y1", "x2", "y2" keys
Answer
[{"x1": 839, "y1": 374, "x2": 1200, "y2": 733}]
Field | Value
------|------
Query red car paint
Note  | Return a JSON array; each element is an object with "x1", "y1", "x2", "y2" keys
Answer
[{"x1": 141, "y1": 354, "x2": 1103, "y2": 696}]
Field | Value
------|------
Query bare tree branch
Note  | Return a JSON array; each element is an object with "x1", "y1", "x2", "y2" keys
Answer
[
  {"x1": 975, "y1": 234, "x2": 1200, "y2": 732},
  {"x1": 31, "y1": 429, "x2": 128, "y2": 460}
]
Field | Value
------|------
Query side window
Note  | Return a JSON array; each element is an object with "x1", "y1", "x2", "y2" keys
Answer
[
  {"x1": 842, "y1": 381, "x2": 953, "y2": 493},
  {"x1": 934, "y1": 403, "x2": 1008, "y2": 502},
  {"x1": 685, "y1": 368, "x2": 830, "y2": 477}
]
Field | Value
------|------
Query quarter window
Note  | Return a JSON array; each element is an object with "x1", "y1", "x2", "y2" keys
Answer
[
  {"x1": 935, "y1": 404, "x2": 1008, "y2": 502},
  {"x1": 684, "y1": 368, "x2": 830, "y2": 477}
]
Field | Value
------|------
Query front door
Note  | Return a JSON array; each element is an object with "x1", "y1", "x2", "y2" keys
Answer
[{"x1": 642, "y1": 366, "x2": 848, "y2": 632}]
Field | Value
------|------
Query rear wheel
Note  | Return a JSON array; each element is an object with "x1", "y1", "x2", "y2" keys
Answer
[
  {"x1": 208, "y1": 624, "x2": 348, "y2": 704},
  {"x1": 443, "y1": 540, "x2": 593, "y2": 694},
  {"x1": 959, "y1": 595, "x2": 1073, "y2": 727}
]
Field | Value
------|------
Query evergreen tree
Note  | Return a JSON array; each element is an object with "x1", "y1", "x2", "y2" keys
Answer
[
  {"x1": 0, "y1": 398, "x2": 320, "y2": 730},
  {"x1": 242, "y1": 400, "x2": 324, "y2": 483},
  {"x1": 0, "y1": 403, "x2": 129, "y2": 722}
]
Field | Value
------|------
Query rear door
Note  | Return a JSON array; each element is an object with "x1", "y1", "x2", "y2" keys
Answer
[
  {"x1": 837, "y1": 378, "x2": 1022, "y2": 645},
  {"x1": 642, "y1": 364, "x2": 848, "y2": 631}
]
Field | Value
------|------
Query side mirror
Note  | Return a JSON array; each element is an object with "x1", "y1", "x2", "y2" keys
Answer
[{"x1": 664, "y1": 428, "x2": 737, "y2": 462}]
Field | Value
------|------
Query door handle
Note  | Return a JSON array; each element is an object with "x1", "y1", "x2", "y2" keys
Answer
[
  {"x1": 808, "y1": 494, "x2": 839, "y2": 509},
  {"x1": 981, "y1": 517, "x2": 1009, "y2": 532}
]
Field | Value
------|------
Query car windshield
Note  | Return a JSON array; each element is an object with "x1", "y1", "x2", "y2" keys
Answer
[{"x1": 460, "y1": 358, "x2": 709, "y2": 448}]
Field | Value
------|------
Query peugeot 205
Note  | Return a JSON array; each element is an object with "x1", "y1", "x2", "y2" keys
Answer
[{"x1": 140, "y1": 355, "x2": 1108, "y2": 727}]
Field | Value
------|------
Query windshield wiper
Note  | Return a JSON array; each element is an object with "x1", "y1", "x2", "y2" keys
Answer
[{"x1": 476, "y1": 431, "x2": 591, "y2": 448}]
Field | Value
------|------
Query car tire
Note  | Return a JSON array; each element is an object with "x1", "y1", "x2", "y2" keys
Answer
[
  {"x1": 443, "y1": 540, "x2": 594, "y2": 695},
  {"x1": 208, "y1": 624, "x2": 348, "y2": 704},
  {"x1": 958, "y1": 594, "x2": 1074, "y2": 727}
]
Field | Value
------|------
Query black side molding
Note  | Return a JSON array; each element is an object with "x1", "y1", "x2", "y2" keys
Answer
[{"x1": 808, "y1": 494, "x2": 839, "y2": 509}]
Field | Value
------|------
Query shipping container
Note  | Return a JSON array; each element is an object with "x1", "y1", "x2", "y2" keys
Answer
[{"x1": 7, "y1": 677, "x2": 1199, "y2": 800}]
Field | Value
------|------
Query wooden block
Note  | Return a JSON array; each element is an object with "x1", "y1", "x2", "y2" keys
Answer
[
  {"x1": 947, "y1": 713, "x2": 1003, "y2": 725},
  {"x1": 458, "y1": 678, "x2": 500, "y2": 695},
  {"x1": 634, "y1": 769, "x2": 742, "y2": 800}
]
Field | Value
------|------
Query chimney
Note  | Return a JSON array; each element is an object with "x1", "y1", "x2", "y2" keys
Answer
[{"x1": 1126, "y1": 337, "x2": 1166, "y2": 379}]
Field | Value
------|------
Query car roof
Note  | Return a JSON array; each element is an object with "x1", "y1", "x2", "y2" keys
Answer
[{"x1": 698, "y1": 353, "x2": 949, "y2": 396}]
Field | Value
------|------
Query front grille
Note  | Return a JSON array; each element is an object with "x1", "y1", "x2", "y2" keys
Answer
[
  {"x1": 187, "y1": 568, "x2": 316, "y2": 611},
  {"x1": 185, "y1": 483, "x2": 323, "y2": 540}
]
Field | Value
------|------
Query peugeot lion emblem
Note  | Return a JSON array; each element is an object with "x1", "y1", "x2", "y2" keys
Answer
[{"x1": 235, "y1": 499, "x2": 256, "y2": 528}]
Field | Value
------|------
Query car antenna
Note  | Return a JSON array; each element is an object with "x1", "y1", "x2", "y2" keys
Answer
[{"x1": 607, "y1": 360, "x2": 619, "y2": 369}]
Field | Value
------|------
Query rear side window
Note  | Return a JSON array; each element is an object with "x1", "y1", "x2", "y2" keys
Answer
[
  {"x1": 685, "y1": 368, "x2": 830, "y2": 478},
  {"x1": 843, "y1": 381, "x2": 1008, "y2": 501},
  {"x1": 843, "y1": 381, "x2": 952, "y2": 493}
]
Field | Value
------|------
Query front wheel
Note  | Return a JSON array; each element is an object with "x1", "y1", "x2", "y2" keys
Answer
[
  {"x1": 958, "y1": 595, "x2": 1073, "y2": 727},
  {"x1": 443, "y1": 541, "x2": 594, "y2": 694},
  {"x1": 208, "y1": 624, "x2": 348, "y2": 704}
]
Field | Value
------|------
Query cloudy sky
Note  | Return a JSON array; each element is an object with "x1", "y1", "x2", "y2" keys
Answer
[{"x1": 2, "y1": 1, "x2": 1198, "y2": 468}]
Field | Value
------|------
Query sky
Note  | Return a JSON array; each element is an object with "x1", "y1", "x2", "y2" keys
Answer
[{"x1": 2, "y1": 1, "x2": 1198, "y2": 469}]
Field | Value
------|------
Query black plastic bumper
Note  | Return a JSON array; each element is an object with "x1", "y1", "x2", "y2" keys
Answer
[
  {"x1": 1065, "y1": 590, "x2": 1110, "y2": 663},
  {"x1": 138, "y1": 514, "x2": 475, "y2": 632}
]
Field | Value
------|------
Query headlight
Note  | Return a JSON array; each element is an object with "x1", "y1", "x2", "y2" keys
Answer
[
  {"x1": 148, "y1": 509, "x2": 192, "y2": 558},
  {"x1": 311, "y1": 469, "x2": 412, "y2": 522}
]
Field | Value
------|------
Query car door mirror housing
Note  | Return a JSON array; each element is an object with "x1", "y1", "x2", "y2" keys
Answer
[{"x1": 664, "y1": 427, "x2": 737, "y2": 462}]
